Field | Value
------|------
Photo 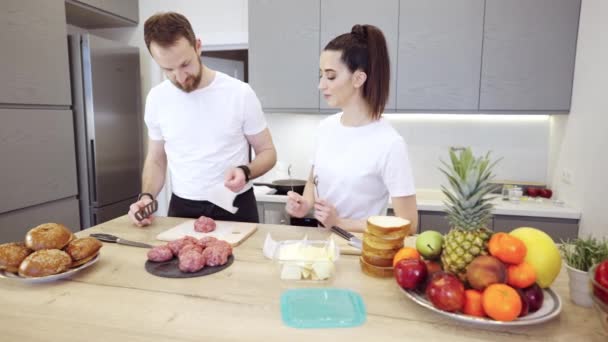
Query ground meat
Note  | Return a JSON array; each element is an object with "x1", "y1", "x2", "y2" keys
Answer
[
  {"x1": 202, "y1": 245, "x2": 231, "y2": 267},
  {"x1": 178, "y1": 250, "x2": 206, "y2": 273},
  {"x1": 147, "y1": 245, "x2": 173, "y2": 262},
  {"x1": 178, "y1": 243, "x2": 203, "y2": 258},
  {"x1": 194, "y1": 216, "x2": 216, "y2": 233},
  {"x1": 198, "y1": 236, "x2": 218, "y2": 248},
  {"x1": 207, "y1": 240, "x2": 233, "y2": 255},
  {"x1": 167, "y1": 236, "x2": 199, "y2": 255}
]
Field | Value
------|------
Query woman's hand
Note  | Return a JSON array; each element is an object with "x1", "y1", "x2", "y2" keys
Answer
[
  {"x1": 285, "y1": 191, "x2": 311, "y2": 217},
  {"x1": 314, "y1": 199, "x2": 339, "y2": 228}
]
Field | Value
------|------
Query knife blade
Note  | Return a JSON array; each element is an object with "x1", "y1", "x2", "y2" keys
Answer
[
  {"x1": 330, "y1": 226, "x2": 362, "y2": 250},
  {"x1": 115, "y1": 238, "x2": 154, "y2": 249},
  {"x1": 90, "y1": 233, "x2": 153, "y2": 249}
]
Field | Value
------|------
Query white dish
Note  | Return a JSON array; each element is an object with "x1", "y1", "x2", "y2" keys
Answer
[
  {"x1": 0, "y1": 254, "x2": 100, "y2": 284},
  {"x1": 400, "y1": 286, "x2": 562, "y2": 327}
]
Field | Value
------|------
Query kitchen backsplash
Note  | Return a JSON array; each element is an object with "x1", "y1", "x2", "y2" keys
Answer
[{"x1": 261, "y1": 113, "x2": 550, "y2": 190}]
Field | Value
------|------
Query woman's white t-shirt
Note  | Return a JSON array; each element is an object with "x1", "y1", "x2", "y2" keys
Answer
[
  {"x1": 144, "y1": 72, "x2": 267, "y2": 200},
  {"x1": 313, "y1": 113, "x2": 415, "y2": 220}
]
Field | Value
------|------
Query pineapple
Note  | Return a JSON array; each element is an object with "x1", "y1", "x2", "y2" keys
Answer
[{"x1": 439, "y1": 148, "x2": 500, "y2": 281}]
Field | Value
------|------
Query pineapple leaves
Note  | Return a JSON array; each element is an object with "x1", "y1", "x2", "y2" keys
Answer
[{"x1": 439, "y1": 147, "x2": 500, "y2": 231}]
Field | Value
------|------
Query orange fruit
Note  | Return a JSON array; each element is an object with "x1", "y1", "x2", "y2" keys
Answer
[
  {"x1": 507, "y1": 262, "x2": 537, "y2": 288},
  {"x1": 392, "y1": 247, "x2": 421, "y2": 266},
  {"x1": 482, "y1": 284, "x2": 522, "y2": 322},
  {"x1": 488, "y1": 233, "x2": 527, "y2": 264},
  {"x1": 463, "y1": 289, "x2": 486, "y2": 317}
]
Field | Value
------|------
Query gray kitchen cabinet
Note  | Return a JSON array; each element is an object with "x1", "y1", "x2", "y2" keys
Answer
[
  {"x1": 319, "y1": 0, "x2": 399, "y2": 111},
  {"x1": 397, "y1": 0, "x2": 484, "y2": 111},
  {"x1": 419, "y1": 211, "x2": 495, "y2": 235},
  {"x1": 419, "y1": 212, "x2": 450, "y2": 234},
  {"x1": 249, "y1": 0, "x2": 320, "y2": 111},
  {"x1": 66, "y1": 0, "x2": 139, "y2": 25},
  {"x1": 493, "y1": 215, "x2": 578, "y2": 241},
  {"x1": 0, "y1": 109, "x2": 78, "y2": 214},
  {"x1": 479, "y1": 0, "x2": 581, "y2": 111},
  {"x1": 0, "y1": 197, "x2": 80, "y2": 243},
  {"x1": 0, "y1": 0, "x2": 71, "y2": 106}
]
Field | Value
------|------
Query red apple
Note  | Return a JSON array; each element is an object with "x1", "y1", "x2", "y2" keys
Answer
[
  {"x1": 594, "y1": 260, "x2": 608, "y2": 305},
  {"x1": 522, "y1": 283, "x2": 544, "y2": 313},
  {"x1": 538, "y1": 188, "x2": 553, "y2": 199},
  {"x1": 395, "y1": 259, "x2": 428, "y2": 290},
  {"x1": 425, "y1": 272, "x2": 466, "y2": 312},
  {"x1": 526, "y1": 187, "x2": 540, "y2": 197},
  {"x1": 424, "y1": 260, "x2": 443, "y2": 277}
]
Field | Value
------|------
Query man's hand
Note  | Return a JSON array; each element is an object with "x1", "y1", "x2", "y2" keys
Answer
[
  {"x1": 128, "y1": 197, "x2": 154, "y2": 227},
  {"x1": 224, "y1": 167, "x2": 247, "y2": 193},
  {"x1": 314, "y1": 199, "x2": 339, "y2": 229},
  {"x1": 285, "y1": 191, "x2": 311, "y2": 218}
]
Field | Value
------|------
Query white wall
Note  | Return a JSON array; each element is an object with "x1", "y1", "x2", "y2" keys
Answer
[
  {"x1": 551, "y1": 0, "x2": 608, "y2": 238},
  {"x1": 263, "y1": 113, "x2": 550, "y2": 190}
]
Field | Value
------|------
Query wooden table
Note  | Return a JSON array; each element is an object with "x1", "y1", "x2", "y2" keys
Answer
[{"x1": 0, "y1": 216, "x2": 605, "y2": 341}]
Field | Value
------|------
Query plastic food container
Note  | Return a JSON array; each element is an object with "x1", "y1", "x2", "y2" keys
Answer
[
  {"x1": 589, "y1": 263, "x2": 608, "y2": 334},
  {"x1": 280, "y1": 288, "x2": 366, "y2": 328},
  {"x1": 273, "y1": 239, "x2": 339, "y2": 281}
]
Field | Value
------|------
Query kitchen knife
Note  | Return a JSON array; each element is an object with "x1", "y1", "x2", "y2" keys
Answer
[
  {"x1": 331, "y1": 226, "x2": 362, "y2": 250},
  {"x1": 90, "y1": 233, "x2": 153, "y2": 248}
]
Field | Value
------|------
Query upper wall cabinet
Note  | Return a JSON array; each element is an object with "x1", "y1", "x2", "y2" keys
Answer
[
  {"x1": 480, "y1": 0, "x2": 581, "y2": 111},
  {"x1": 397, "y1": 0, "x2": 484, "y2": 111},
  {"x1": 65, "y1": 0, "x2": 139, "y2": 28},
  {"x1": 320, "y1": 0, "x2": 399, "y2": 111},
  {"x1": 0, "y1": 0, "x2": 71, "y2": 106},
  {"x1": 249, "y1": 0, "x2": 320, "y2": 111},
  {"x1": 248, "y1": 0, "x2": 581, "y2": 113}
]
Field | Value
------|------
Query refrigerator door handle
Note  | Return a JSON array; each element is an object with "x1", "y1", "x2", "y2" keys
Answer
[{"x1": 90, "y1": 139, "x2": 98, "y2": 205}]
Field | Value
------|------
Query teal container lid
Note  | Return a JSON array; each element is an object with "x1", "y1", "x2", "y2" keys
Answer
[{"x1": 280, "y1": 288, "x2": 366, "y2": 329}]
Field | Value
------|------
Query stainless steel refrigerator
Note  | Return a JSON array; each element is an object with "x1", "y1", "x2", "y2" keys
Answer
[{"x1": 68, "y1": 33, "x2": 143, "y2": 229}]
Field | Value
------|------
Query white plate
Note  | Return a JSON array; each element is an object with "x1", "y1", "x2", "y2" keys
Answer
[
  {"x1": 0, "y1": 254, "x2": 100, "y2": 284},
  {"x1": 400, "y1": 286, "x2": 562, "y2": 327}
]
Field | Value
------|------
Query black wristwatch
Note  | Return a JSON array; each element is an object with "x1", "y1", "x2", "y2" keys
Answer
[
  {"x1": 137, "y1": 192, "x2": 155, "y2": 201},
  {"x1": 237, "y1": 165, "x2": 251, "y2": 182}
]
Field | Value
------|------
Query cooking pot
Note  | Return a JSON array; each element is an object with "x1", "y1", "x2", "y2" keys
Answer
[{"x1": 253, "y1": 179, "x2": 306, "y2": 195}]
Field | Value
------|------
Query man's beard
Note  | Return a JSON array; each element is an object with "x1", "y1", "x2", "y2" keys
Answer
[{"x1": 173, "y1": 59, "x2": 203, "y2": 92}]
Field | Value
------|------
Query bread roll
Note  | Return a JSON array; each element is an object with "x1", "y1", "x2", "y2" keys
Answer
[
  {"x1": 25, "y1": 223, "x2": 73, "y2": 251},
  {"x1": 359, "y1": 256, "x2": 394, "y2": 278},
  {"x1": 367, "y1": 216, "x2": 411, "y2": 239},
  {"x1": 0, "y1": 242, "x2": 32, "y2": 273},
  {"x1": 18, "y1": 249, "x2": 72, "y2": 277},
  {"x1": 65, "y1": 237, "x2": 102, "y2": 267}
]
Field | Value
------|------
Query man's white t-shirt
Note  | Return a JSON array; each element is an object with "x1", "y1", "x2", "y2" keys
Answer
[
  {"x1": 144, "y1": 71, "x2": 266, "y2": 201},
  {"x1": 313, "y1": 113, "x2": 415, "y2": 220}
]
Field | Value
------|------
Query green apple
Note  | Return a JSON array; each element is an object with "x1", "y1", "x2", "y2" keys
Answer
[{"x1": 416, "y1": 230, "x2": 443, "y2": 259}]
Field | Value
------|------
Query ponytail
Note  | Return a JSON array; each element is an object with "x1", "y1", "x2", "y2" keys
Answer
[{"x1": 324, "y1": 24, "x2": 390, "y2": 120}]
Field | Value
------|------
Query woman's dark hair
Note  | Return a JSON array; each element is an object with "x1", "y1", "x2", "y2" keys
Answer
[{"x1": 324, "y1": 24, "x2": 390, "y2": 120}]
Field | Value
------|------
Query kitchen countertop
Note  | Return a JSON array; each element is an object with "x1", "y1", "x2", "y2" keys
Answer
[
  {"x1": 0, "y1": 215, "x2": 603, "y2": 341},
  {"x1": 255, "y1": 189, "x2": 582, "y2": 220}
]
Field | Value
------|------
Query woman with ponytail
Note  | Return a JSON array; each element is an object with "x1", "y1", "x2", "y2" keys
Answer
[{"x1": 285, "y1": 25, "x2": 418, "y2": 233}]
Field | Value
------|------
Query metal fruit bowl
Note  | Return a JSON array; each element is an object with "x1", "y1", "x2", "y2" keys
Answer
[{"x1": 589, "y1": 263, "x2": 608, "y2": 333}]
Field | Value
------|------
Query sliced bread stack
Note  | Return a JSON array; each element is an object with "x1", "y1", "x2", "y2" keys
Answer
[{"x1": 360, "y1": 216, "x2": 411, "y2": 278}]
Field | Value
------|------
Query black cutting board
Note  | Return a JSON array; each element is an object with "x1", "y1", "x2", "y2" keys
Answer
[{"x1": 145, "y1": 255, "x2": 234, "y2": 278}]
